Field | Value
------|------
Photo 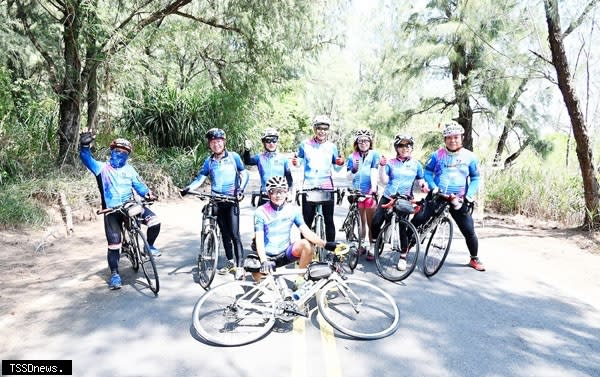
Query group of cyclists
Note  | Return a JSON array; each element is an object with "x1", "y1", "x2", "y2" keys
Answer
[{"x1": 80, "y1": 115, "x2": 484, "y2": 291}]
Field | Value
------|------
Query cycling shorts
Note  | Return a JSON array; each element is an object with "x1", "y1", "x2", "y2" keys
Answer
[{"x1": 358, "y1": 197, "x2": 376, "y2": 209}]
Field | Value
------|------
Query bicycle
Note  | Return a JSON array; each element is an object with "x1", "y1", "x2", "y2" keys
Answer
[
  {"x1": 295, "y1": 187, "x2": 343, "y2": 262},
  {"x1": 96, "y1": 198, "x2": 159, "y2": 295},
  {"x1": 191, "y1": 244, "x2": 400, "y2": 346},
  {"x1": 412, "y1": 191, "x2": 458, "y2": 278},
  {"x1": 373, "y1": 194, "x2": 421, "y2": 282},
  {"x1": 187, "y1": 190, "x2": 237, "y2": 289},
  {"x1": 339, "y1": 188, "x2": 377, "y2": 270}
]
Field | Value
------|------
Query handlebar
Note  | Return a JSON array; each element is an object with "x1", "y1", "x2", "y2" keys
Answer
[
  {"x1": 251, "y1": 190, "x2": 269, "y2": 207},
  {"x1": 96, "y1": 198, "x2": 154, "y2": 216},
  {"x1": 186, "y1": 190, "x2": 237, "y2": 203}
]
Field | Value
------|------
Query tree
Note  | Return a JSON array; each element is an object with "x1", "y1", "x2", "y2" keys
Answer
[
  {"x1": 7, "y1": 0, "x2": 345, "y2": 165},
  {"x1": 543, "y1": 0, "x2": 600, "y2": 228}
]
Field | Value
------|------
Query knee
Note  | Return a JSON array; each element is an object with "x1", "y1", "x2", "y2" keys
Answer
[{"x1": 295, "y1": 239, "x2": 312, "y2": 255}]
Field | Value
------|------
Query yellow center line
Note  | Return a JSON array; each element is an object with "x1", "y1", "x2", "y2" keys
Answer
[
  {"x1": 318, "y1": 313, "x2": 343, "y2": 377},
  {"x1": 290, "y1": 317, "x2": 306, "y2": 377}
]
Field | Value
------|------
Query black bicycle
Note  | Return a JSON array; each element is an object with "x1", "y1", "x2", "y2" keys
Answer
[
  {"x1": 412, "y1": 191, "x2": 458, "y2": 278},
  {"x1": 187, "y1": 190, "x2": 237, "y2": 289},
  {"x1": 373, "y1": 194, "x2": 421, "y2": 282},
  {"x1": 296, "y1": 187, "x2": 344, "y2": 262},
  {"x1": 97, "y1": 198, "x2": 159, "y2": 295},
  {"x1": 339, "y1": 188, "x2": 377, "y2": 270}
]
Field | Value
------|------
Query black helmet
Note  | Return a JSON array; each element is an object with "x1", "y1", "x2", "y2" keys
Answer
[{"x1": 206, "y1": 128, "x2": 226, "y2": 141}]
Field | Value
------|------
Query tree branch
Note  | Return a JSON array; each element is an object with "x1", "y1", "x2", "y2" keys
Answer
[
  {"x1": 563, "y1": 0, "x2": 599, "y2": 38},
  {"x1": 173, "y1": 11, "x2": 246, "y2": 36}
]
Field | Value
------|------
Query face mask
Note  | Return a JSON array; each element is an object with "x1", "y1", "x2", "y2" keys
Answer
[{"x1": 110, "y1": 150, "x2": 129, "y2": 168}]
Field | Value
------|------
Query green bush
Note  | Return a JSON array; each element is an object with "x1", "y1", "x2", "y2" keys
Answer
[{"x1": 0, "y1": 185, "x2": 49, "y2": 229}]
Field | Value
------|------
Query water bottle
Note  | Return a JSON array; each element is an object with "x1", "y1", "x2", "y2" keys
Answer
[{"x1": 292, "y1": 280, "x2": 314, "y2": 301}]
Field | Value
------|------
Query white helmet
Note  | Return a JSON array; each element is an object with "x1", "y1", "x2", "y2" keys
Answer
[
  {"x1": 312, "y1": 115, "x2": 331, "y2": 129},
  {"x1": 442, "y1": 122, "x2": 465, "y2": 137},
  {"x1": 266, "y1": 176, "x2": 288, "y2": 191},
  {"x1": 393, "y1": 134, "x2": 414, "y2": 147},
  {"x1": 261, "y1": 128, "x2": 279, "y2": 141},
  {"x1": 354, "y1": 129, "x2": 372, "y2": 141}
]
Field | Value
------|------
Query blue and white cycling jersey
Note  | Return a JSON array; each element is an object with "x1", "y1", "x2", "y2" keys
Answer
[
  {"x1": 80, "y1": 148, "x2": 149, "y2": 209},
  {"x1": 382, "y1": 157, "x2": 424, "y2": 199},
  {"x1": 347, "y1": 150, "x2": 381, "y2": 194},
  {"x1": 188, "y1": 151, "x2": 249, "y2": 196},
  {"x1": 297, "y1": 138, "x2": 341, "y2": 189},
  {"x1": 254, "y1": 202, "x2": 305, "y2": 256},
  {"x1": 245, "y1": 151, "x2": 292, "y2": 192},
  {"x1": 424, "y1": 147, "x2": 480, "y2": 199}
]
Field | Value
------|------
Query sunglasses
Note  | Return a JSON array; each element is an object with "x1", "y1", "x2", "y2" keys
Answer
[
  {"x1": 263, "y1": 137, "x2": 278, "y2": 144},
  {"x1": 315, "y1": 126, "x2": 329, "y2": 131},
  {"x1": 397, "y1": 144, "x2": 412, "y2": 148},
  {"x1": 268, "y1": 189, "x2": 287, "y2": 196},
  {"x1": 357, "y1": 139, "x2": 370, "y2": 144}
]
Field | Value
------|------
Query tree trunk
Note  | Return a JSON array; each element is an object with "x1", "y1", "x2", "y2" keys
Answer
[
  {"x1": 57, "y1": 1, "x2": 83, "y2": 166},
  {"x1": 544, "y1": 0, "x2": 600, "y2": 228},
  {"x1": 451, "y1": 43, "x2": 474, "y2": 151},
  {"x1": 504, "y1": 138, "x2": 531, "y2": 169},
  {"x1": 493, "y1": 78, "x2": 529, "y2": 166}
]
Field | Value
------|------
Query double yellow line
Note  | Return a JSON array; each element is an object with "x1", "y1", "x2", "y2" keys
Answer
[{"x1": 290, "y1": 315, "x2": 342, "y2": 377}]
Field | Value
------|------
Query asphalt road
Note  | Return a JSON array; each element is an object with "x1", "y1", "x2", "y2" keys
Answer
[{"x1": 1, "y1": 168, "x2": 599, "y2": 377}]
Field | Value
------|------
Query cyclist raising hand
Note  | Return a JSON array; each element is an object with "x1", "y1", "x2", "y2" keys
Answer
[
  {"x1": 181, "y1": 128, "x2": 250, "y2": 279},
  {"x1": 293, "y1": 115, "x2": 345, "y2": 242},
  {"x1": 79, "y1": 133, "x2": 161, "y2": 290},
  {"x1": 371, "y1": 134, "x2": 428, "y2": 269},
  {"x1": 346, "y1": 129, "x2": 380, "y2": 258}
]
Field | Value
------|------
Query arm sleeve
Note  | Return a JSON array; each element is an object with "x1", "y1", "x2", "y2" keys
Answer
[
  {"x1": 424, "y1": 153, "x2": 437, "y2": 190},
  {"x1": 79, "y1": 147, "x2": 102, "y2": 175},
  {"x1": 131, "y1": 169, "x2": 150, "y2": 197},
  {"x1": 243, "y1": 150, "x2": 257, "y2": 165},
  {"x1": 332, "y1": 145, "x2": 343, "y2": 172},
  {"x1": 284, "y1": 161, "x2": 293, "y2": 189},
  {"x1": 234, "y1": 153, "x2": 249, "y2": 191},
  {"x1": 466, "y1": 159, "x2": 481, "y2": 199}
]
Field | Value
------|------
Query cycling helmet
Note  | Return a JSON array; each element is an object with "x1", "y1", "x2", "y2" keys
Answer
[
  {"x1": 110, "y1": 138, "x2": 133, "y2": 153},
  {"x1": 312, "y1": 115, "x2": 331, "y2": 129},
  {"x1": 354, "y1": 129, "x2": 373, "y2": 141},
  {"x1": 261, "y1": 128, "x2": 279, "y2": 141},
  {"x1": 393, "y1": 134, "x2": 414, "y2": 147},
  {"x1": 266, "y1": 176, "x2": 288, "y2": 191},
  {"x1": 205, "y1": 128, "x2": 226, "y2": 141},
  {"x1": 442, "y1": 122, "x2": 464, "y2": 137}
]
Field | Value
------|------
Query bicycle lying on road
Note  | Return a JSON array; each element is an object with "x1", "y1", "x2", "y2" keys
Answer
[
  {"x1": 187, "y1": 190, "x2": 237, "y2": 289},
  {"x1": 97, "y1": 198, "x2": 159, "y2": 295},
  {"x1": 191, "y1": 243, "x2": 400, "y2": 346}
]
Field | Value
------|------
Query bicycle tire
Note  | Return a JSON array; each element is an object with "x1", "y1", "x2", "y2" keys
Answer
[
  {"x1": 198, "y1": 230, "x2": 219, "y2": 289},
  {"x1": 192, "y1": 281, "x2": 277, "y2": 346},
  {"x1": 374, "y1": 218, "x2": 420, "y2": 282},
  {"x1": 344, "y1": 212, "x2": 360, "y2": 270},
  {"x1": 133, "y1": 230, "x2": 159, "y2": 295},
  {"x1": 423, "y1": 216, "x2": 453, "y2": 277},
  {"x1": 314, "y1": 215, "x2": 327, "y2": 262},
  {"x1": 318, "y1": 278, "x2": 400, "y2": 339},
  {"x1": 123, "y1": 230, "x2": 139, "y2": 272}
]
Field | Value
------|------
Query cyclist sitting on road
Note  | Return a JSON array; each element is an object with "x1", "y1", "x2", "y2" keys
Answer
[
  {"x1": 292, "y1": 115, "x2": 345, "y2": 242},
  {"x1": 243, "y1": 127, "x2": 293, "y2": 206},
  {"x1": 411, "y1": 122, "x2": 484, "y2": 271},
  {"x1": 246, "y1": 176, "x2": 339, "y2": 282},
  {"x1": 79, "y1": 132, "x2": 160, "y2": 290},
  {"x1": 371, "y1": 134, "x2": 429, "y2": 270},
  {"x1": 346, "y1": 128, "x2": 381, "y2": 259},
  {"x1": 180, "y1": 128, "x2": 250, "y2": 280}
]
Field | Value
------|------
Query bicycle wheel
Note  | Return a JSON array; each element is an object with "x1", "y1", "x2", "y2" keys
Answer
[
  {"x1": 423, "y1": 216, "x2": 453, "y2": 277},
  {"x1": 198, "y1": 229, "x2": 219, "y2": 289},
  {"x1": 318, "y1": 278, "x2": 400, "y2": 339},
  {"x1": 132, "y1": 230, "x2": 159, "y2": 295},
  {"x1": 374, "y1": 218, "x2": 420, "y2": 282},
  {"x1": 192, "y1": 281, "x2": 277, "y2": 346},
  {"x1": 313, "y1": 215, "x2": 327, "y2": 262},
  {"x1": 123, "y1": 230, "x2": 139, "y2": 272},
  {"x1": 344, "y1": 212, "x2": 360, "y2": 270}
]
